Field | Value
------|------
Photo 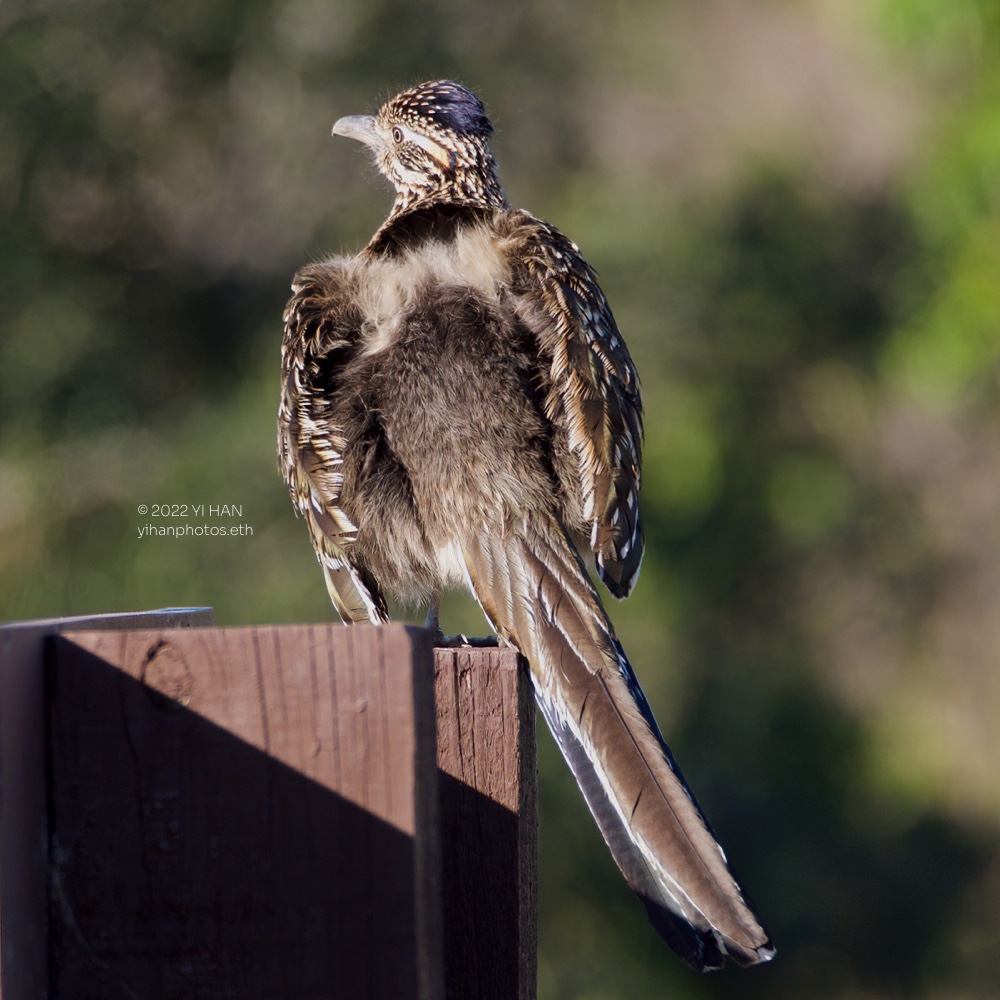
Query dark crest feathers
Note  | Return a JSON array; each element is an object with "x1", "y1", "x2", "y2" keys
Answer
[{"x1": 391, "y1": 80, "x2": 494, "y2": 137}]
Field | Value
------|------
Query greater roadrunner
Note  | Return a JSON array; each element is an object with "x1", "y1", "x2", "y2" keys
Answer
[{"x1": 279, "y1": 80, "x2": 774, "y2": 972}]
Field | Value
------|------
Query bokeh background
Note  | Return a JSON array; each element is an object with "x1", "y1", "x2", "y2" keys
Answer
[{"x1": 3, "y1": 0, "x2": 999, "y2": 996}]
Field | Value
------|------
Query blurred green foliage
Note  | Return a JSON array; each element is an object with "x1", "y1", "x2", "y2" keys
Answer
[{"x1": 2, "y1": 1, "x2": 999, "y2": 997}]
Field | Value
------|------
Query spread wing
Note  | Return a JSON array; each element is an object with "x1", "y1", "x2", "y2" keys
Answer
[
  {"x1": 504, "y1": 211, "x2": 644, "y2": 597},
  {"x1": 279, "y1": 262, "x2": 388, "y2": 623}
]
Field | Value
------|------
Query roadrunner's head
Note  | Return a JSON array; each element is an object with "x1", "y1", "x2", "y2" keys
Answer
[{"x1": 333, "y1": 80, "x2": 507, "y2": 216}]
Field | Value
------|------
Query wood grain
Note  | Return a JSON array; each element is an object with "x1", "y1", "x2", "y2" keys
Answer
[
  {"x1": 434, "y1": 646, "x2": 537, "y2": 1000},
  {"x1": 0, "y1": 607, "x2": 212, "y2": 1000},
  {"x1": 47, "y1": 623, "x2": 441, "y2": 1000}
]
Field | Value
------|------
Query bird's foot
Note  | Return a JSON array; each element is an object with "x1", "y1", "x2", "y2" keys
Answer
[{"x1": 432, "y1": 631, "x2": 500, "y2": 648}]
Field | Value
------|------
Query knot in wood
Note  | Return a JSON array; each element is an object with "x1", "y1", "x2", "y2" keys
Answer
[{"x1": 140, "y1": 640, "x2": 195, "y2": 709}]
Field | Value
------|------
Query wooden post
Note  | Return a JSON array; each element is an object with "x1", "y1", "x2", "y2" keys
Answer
[
  {"x1": 0, "y1": 608, "x2": 213, "y2": 1000},
  {"x1": 434, "y1": 648, "x2": 537, "y2": 1000},
  {"x1": 45, "y1": 623, "x2": 442, "y2": 1000},
  {"x1": 2, "y1": 616, "x2": 537, "y2": 1000}
]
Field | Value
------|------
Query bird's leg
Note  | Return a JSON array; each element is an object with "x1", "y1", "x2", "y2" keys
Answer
[
  {"x1": 424, "y1": 588, "x2": 499, "y2": 647},
  {"x1": 424, "y1": 590, "x2": 443, "y2": 642}
]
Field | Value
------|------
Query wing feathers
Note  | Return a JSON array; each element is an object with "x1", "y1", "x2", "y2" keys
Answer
[
  {"x1": 280, "y1": 262, "x2": 388, "y2": 623},
  {"x1": 503, "y1": 212, "x2": 644, "y2": 597}
]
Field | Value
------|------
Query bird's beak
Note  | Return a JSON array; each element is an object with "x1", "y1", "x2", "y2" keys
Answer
[{"x1": 332, "y1": 115, "x2": 382, "y2": 148}]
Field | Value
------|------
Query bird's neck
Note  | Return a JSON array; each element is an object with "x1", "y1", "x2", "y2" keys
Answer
[
  {"x1": 383, "y1": 154, "x2": 509, "y2": 231},
  {"x1": 389, "y1": 185, "x2": 508, "y2": 221},
  {"x1": 365, "y1": 201, "x2": 502, "y2": 256}
]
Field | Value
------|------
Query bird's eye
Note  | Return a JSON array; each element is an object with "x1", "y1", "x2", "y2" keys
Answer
[{"x1": 391, "y1": 127, "x2": 404, "y2": 144}]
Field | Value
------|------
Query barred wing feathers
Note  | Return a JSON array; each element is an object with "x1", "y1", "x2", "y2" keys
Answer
[
  {"x1": 279, "y1": 264, "x2": 388, "y2": 624},
  {"x1": 504, "y1": 212, "x2": 644, "y2": 598}
]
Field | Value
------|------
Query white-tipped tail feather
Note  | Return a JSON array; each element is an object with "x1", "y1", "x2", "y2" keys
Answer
[{"x1": 462, "y1": 517, "x2": 774, "y2": 972}]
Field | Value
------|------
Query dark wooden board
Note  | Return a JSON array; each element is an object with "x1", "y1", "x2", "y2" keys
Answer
[
  {"x1": 434, "y1": 646, "x2": 537, "y2": 1000},
  {"x1": 46, "y1": 623, "x2": 441, "y2": 1000},
  {"x1": 0, "y1": 608, "x2": 212, "y2": 1000}
]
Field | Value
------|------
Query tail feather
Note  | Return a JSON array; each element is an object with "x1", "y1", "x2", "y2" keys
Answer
[{"x1": 462, "y1": 520, "x2": 774, "y2": 972}]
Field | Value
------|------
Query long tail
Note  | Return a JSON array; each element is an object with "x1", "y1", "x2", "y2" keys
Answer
[{"x1": 462, "y1": 518, "x2": 774, "y2": 972}]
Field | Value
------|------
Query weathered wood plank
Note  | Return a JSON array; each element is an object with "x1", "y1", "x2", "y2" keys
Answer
[
  {"x1": 47, "y1": 623, "x2": 441, "y2": 1000},
  {"x1": 0, "y1": 608, "x2": 212, "y2": 1000},
  {"x1": 434, "y1": 646, "x2": 537, "y2": 1000}
]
